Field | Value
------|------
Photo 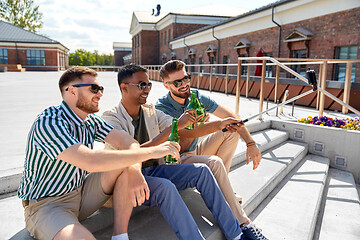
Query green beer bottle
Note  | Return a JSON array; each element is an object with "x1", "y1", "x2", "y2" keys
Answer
[
  {"x1": 185, "y1": 91, "x2": 198, "y2": 129},
  {"x1": 165, "y1": 118, "x2": 180, "y2": 164},
  {"x1": 195, "y1": 90, "x2": 206, "y2": 122}
]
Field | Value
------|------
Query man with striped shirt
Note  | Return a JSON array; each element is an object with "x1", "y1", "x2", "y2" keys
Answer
[{"x1": 18, "y1": 66, "x2": 180, "y2": 240}]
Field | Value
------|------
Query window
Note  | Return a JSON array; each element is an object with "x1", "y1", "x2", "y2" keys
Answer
[
  {"x1": 60, "y1": 53, "x2": 66, "y2": 68},
  {"x1": 209, "y1": 56, "x2": 215, "y2": 73},
  {"x1": 263, "y1": 52, "x2": 273, "y2": 77},
  {"x1": 0, "y1": 48, "x2": 8, "y2": 64},
  {"x1": 184, "y1": 59, "x2": 188, "y2": 72},
  {"x1": 223, "y1": 55, "x2": 229, "y2": 74},
  {"x1": 199, "y1": 57, "x2": 203, "y2": 72},
  {"x1": 27, "y1": 49, "x2": 45, "y2": 65},
  {"x1": 239, "y1": 54, "x2": 248, "y2": 75},
  {"x1": 164, "y1": 31, "x2": 167, "y2": 45},
  {"x1": 292, "y1": 49, "x2": 307, "y2": 78},
  {"x1": 160, "y1": 33, "x2": 163, "y2": 46},
  {"x1": 334, "y1": 46, "x2": 357, "y2": 82},
  {"x1": 190, "y1": 58, "x2": 195, "y2": 73},
  {"x1": 168, "y1": 29, "x2": 171, "y2": 42}
]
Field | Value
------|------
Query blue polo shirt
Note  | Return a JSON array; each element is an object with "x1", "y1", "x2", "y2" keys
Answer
[{"x1": 155, "y1": 91, "x2": 218, "y2": 152}]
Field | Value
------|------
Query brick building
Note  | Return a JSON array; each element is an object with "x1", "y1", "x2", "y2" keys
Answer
[
  {"x1": 113, "y1": 42, "x2": 132, "y2": 66},
  {"x1": 0, "y1": 21, "x2": 68, "y2": 71},
  {"x1": 130, "y1": 0, "x2": 360, "y2": 83},
  {"x1": 129, "y1": 4, "x2": 246, "y2": 65}
]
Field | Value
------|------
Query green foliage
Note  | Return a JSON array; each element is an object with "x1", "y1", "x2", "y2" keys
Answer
[
  {"x1": 69, "y1": 49, "x2": 114, "y2": 66},
  {"x1": 0, "y1": 0, "x2": 43, "y2": 32}
]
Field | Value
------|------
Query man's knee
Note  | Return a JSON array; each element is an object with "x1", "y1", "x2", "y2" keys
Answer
[
  {"x1": 53, "y1": 224, "x2": 95, "y2": 240},
  {"x1": 151, "y1": 178, "x2": 178, "y2": 200},
  {"x1": 206, "y1": 156, "x2": 226, "y2": 174}
]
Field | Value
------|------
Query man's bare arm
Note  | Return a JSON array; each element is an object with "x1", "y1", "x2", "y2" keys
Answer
[{"x1": 57, "y1": 129, "x2": 180, "y2": 172}]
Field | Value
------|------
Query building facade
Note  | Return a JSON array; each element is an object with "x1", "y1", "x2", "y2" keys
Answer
[
  {"x1": 130, "y1": 5, "x2": 244, "y2": 65},
  {"x1": 0, "y1": 21, "x2": 69, "y2": 71},
  {"x1": 113, "y1": 42, "x2": 132, "y2": 66},
  {"x1": 130, "y1": 0, "x2": 360, "y2": 83}
]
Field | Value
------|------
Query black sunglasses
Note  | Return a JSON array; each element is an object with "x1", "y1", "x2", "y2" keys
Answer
[
  {"x1": 166, "y1": 74, "x2": 191, "y2": 88},
  {"x1": 65, "y1": 84, "x2": 104, "y2": 94},
  {"x1": 123, "y1": 81, "x2": 152, "y2": 90}
]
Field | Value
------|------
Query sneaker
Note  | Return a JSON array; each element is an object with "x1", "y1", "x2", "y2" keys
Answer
[{"x1": 241, "y1": 223, "x2": 268, "y2": 240}]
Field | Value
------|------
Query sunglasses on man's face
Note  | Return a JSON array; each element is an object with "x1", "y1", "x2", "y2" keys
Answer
[
  {"x1": 65, "y1": 84, "x2": 104, "y2": 94},
  {"x1": 166, "y1": 74, "x2": 191, "y2": 88},
  {"x1": 124, "y1": 81, "x2": 152, "y2": 90}
]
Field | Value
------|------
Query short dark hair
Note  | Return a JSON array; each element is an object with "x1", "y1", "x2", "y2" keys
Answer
[
  {"x1": 159, "y1": 60, "x2": 185, "y2": 80},
  {"x1": 117, "y1": 64, "x2": 147, "y2": 87},
  {"x1": 59, "y1": 66, "x2": 97, "y2": 94}
]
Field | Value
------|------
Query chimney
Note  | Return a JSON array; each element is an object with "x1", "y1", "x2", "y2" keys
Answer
[{"x1": 155, "y1": 4, "x2": 161, "y2": 16}]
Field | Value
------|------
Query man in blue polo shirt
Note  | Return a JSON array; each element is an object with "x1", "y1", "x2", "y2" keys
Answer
[
  {"x1": 156, "y1": 60, "x2": 267, "y2": 240},
  {"x1": 18, "y1": 66, "x2": 180, "y2": 240}
]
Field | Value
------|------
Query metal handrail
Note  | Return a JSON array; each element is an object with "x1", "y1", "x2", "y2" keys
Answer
[
  {"x1": 143, "y1": 57, "x2": 360, "y2": 118},
  {"x1": 233, "y1": 57, "x2": 360, "y2": 118}
]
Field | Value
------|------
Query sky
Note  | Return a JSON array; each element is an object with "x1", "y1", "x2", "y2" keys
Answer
[{"x1": 36, "y1": 0, "x2": 278, "y2": 54}]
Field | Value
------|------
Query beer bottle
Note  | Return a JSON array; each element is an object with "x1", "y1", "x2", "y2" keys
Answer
[
  {"x1": 185, "y1": 91, "x2": 198, "y2": 129},
  {"x1": 195, "y1": 90, "x2": 206, "y2": 122},
  {"x1": 165, "y1": 118, "x2": 180, "y2": 164}
]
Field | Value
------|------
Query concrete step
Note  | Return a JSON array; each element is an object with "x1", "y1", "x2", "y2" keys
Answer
[
  {"x1": 229, "y1": 140, "x2": 308, "y2": 215},
  {"x1": 244, "y1": 119, "x2": 271, "y2": 134},
  {"x1": 249, "y1": 154, "x2": 330, "y2": 240},
  {"x1": 316, "y1": 168, "x2": 360, "y2": 240},
  {"x1": 231, "y1": 128, "x2": 289, "y2": 168},
  {"x1": 6, "y1": 195, "x2": 116, "y2": 240},
  {"x1": 0, "y1": 167, "x2": 23, "y2": 195},
  {"x1": 94, "y1": 188, "x2": 227, "y2": 240},
  {"x1": 93, "y1": 140, "x2": 307, "y2": 239},
  {"x1": 0, "y1": 193, "x2": 25, "y2": 240}
]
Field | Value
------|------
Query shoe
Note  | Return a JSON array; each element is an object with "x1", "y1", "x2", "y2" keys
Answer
[{"x1": 241, "y1": 223, "x2": 268, "y2": 240}]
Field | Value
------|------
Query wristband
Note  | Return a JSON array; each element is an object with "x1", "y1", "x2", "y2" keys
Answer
[{"x1": 246, "y1": 141, "x2": 256, "y2": 147}]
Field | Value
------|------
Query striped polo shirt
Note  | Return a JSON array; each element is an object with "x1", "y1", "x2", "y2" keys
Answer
[{"x1": 18, "y1": 101, "x2": 113, "y2": 200}]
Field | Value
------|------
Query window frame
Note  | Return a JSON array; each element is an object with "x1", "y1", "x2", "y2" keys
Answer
[
  {"x1": 0, "y1": 48, "x2": 8, "y2": 64},
  {"x1": 26, "y1": 49, "x2": 45, "y2": 66},
  {"x1": 334, "y1": 45, "x2": 357, "y2": 82}
]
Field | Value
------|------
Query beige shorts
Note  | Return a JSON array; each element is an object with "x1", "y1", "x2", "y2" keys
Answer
[{"x1": 22, "y1": 172, "x2": 110, "y2": 240}]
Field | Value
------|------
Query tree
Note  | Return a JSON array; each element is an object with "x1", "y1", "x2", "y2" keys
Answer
[
  {"x1": 69, "y1": 49, "x2": 114, "y2": 66},
  {"x1": 0, "y1": 0, "x2": 43, "y2": 32}
]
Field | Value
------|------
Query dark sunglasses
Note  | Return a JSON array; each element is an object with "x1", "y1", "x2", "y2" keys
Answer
[
  {"x1": 65, "y1": 84, "x2": 104, "y2": 94},
  {"x1": 166, "y1": 74, "x2": 191, "y2": 88},
  {"x1": 124, "y1": 81, "x2": 152, "y2": 90}
]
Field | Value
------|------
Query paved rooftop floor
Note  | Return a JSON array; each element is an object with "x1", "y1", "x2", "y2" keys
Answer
[{"x1": 0, "y1": 71, "x2": 357, "y2": 172}]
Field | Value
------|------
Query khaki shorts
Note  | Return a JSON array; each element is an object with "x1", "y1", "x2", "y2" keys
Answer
[{"x1": 23, "y1": 172, "x2": 110, "y2": 240}]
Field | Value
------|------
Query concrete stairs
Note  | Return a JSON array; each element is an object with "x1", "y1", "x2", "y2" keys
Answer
[{"x1": 3, "y1": 120, "x2": 360, "y2": 240}]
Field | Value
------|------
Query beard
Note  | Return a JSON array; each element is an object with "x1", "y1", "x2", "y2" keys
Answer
[
  {"x1": 171, "y1": 85, "x2": 191, "y2": 99},
  {"x1": 76, "y1": 92, "x2": 99, "y2": 114}
]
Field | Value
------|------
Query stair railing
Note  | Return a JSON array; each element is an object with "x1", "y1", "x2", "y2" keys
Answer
[{"x1": 234, "y1": 57, "x2": 360, "y2": 119}]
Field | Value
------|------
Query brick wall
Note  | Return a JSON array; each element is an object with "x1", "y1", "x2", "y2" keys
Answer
[
  {"x1": 171, "y1": 7, "x2": 360, "y2": 82},
  {"x1": 3, "y1": 44, "x2": 68, "y2": 71},
  {"x1": 136, "y1": 30, "x2": 159, "y2": 65},
  {"x1": 159, "y1": 23, "x2": 210, "y2": 64},
  {"x1": 114, "y1": 50, "x2": 132, "y2": 66}
]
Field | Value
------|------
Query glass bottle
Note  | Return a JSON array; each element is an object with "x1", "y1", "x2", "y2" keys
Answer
[
  {"x1": 195, "y1": 90, "x2": 206, "y2": 122},
  {"x1": 185, "y1": 91, "x2": 198, "y2": 129},
  {"x1": 165, "y1": 118, "x2": 180, "y2": 164}
]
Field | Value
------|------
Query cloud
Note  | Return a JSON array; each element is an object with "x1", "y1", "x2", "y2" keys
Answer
[{"x1": 35, "y1": 0, "x2": 278, "y2": 54}]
